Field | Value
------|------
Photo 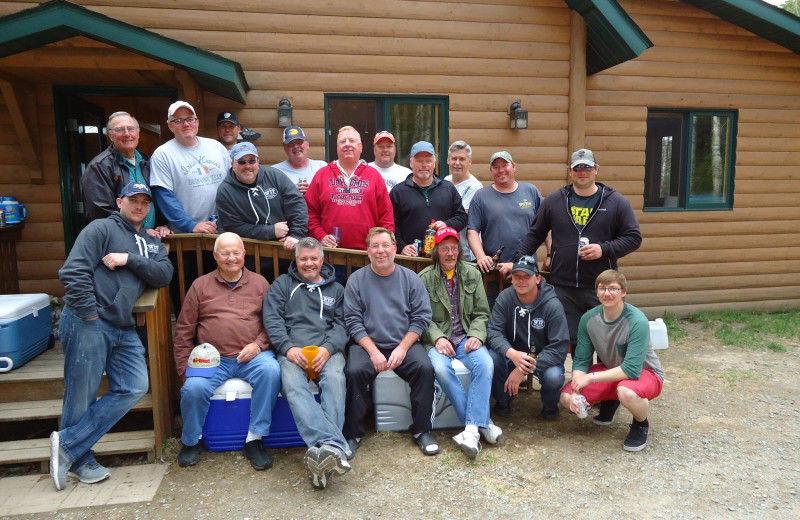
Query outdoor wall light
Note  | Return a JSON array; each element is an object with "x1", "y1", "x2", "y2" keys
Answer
[
  {"x1": 277, "y1": 98, "x2": 293, "y2": 127},
  {"x1": 509, "y1": 101, "x2": 528, "y2": 129}
]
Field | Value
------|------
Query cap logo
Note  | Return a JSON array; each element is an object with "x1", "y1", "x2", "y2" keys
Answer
[
  {"x1": 288, "y1": 129, "x2": 299, "y2": 136},
  {"x1": 133, "y1": 183, "x2": 147, "y2": 190},
  {"x1": 224, "y1": 112, "x2": 231, "y2": 118}
]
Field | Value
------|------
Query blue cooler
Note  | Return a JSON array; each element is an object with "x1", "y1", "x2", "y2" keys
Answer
[
  {"x1": 202, "y1": 377, "x2": 319, "y2": 451},
  {"x1": 0, "y1": 293, "x2": 52, "y2": 372},
  {"x1": 373, "y1": 359, "x2": 472, "y2": 431}
]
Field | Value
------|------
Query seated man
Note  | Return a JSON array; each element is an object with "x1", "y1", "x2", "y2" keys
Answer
[
  {"x1": 560, "y1": 269, "x2": 664, "y2": 452},
  {"x1": 487, "y1": 256, "x2": 569, "y2": 420},
  {"x1": 419, "y1": 227, "x2": 501, "y2": 459},
  {"x1": 262, "y1": 237, "x2": 350, "y2": 489},
  {"x1": 174, "y1": 232, "x2": 280, "y2": 470},
  {"x1": 343, "y1": 227, "x2": 436, "y2": 457}
]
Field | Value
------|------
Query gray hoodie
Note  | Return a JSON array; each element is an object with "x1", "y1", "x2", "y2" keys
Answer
[
  {"x1": 487, "y1": 279, "x2": 570, "y2": 372},
  {"x1": 262, "y1": 261, "x2": 348, "y2": 357},
  {"x1": 58, "y1": 212, "x2": 173, "y2": 327}
]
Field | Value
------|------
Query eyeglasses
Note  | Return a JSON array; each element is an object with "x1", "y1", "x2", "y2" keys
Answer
[
  {"x1": 572, "y1": 164, "x2": 596, "y2": 172},
  {"x1": 216, "y1": 251, "x2": 244, "y2": 258},
  {"x1": 597, "y1": 286, "x2": 622, "y2": 294},
  {"x1": 169, "y1": 117, "x2": 198, "y2": 125},
  {"x1": 439, "y1": 246, "x2": 459, "y2": 254},
  {"x1": 109, "y1": 126, "x2": 139, "y2": 134},
  {"x1": 237, "y1": 159, "x2": 258, "y2": 165}
]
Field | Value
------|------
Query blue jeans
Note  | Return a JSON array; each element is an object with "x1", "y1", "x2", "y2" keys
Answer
[
  {"x1": 279, "y1": 352, "x2": 347, "y2": 452},
  {"x1": 428, "y1": 338, "x2": 492, "y2": 428},
  {"x1": 489, "y1": 348, "x2": 565, "y2": 410},
  {"x1": 180, "y1": 351, "x2": 281, "y2": 445},
  {"x1": 58, "y1": 306, "x2": 149, "y2": 470}
]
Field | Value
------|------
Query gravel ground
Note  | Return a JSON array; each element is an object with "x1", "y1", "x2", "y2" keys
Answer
[{"x1": 8, "y1": 321, "x2": 800, "y2": 519}]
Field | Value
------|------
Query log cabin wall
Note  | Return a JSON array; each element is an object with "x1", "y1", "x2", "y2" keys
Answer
[
  {"x1": 0, "y1": 0, "x2": 798, "y2": 317},
  {"x1": 591, "y1": 0, "x2": 800, "y2": 316}
]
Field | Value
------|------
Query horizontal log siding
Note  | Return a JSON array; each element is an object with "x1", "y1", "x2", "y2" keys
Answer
[{"x1": 591, "y1": 0, "x2": 800, "y2": 316}]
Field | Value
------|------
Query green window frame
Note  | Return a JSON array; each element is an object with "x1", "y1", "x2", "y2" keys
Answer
[
  {"x1": 644, "y1": 109, "x2": 737, "y2": 211},
  {"x1": 324, "y1": 94, "x2": 449, "y2": 176}
]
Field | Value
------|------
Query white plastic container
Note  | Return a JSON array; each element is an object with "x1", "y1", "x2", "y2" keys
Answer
[
  {"x1": 649, "y1": 318, "x2": 669, "y2": 350},
  {"x1": 0, "y1": 293, "x2": 51, "y2": 372}
]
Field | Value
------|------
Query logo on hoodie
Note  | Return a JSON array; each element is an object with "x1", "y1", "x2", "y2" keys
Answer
[
  {"x1": 532, "y1": 318, "x2": 545, "y2": 329},
  {"x1": 322, "y1": 295, "x2": 335, "y2": 307},
  {"x1": 264, "y1": 188, "x2": 278, "y2": 199}
]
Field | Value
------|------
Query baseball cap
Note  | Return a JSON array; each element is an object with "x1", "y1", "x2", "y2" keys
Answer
[
  {"x1": 512, "y1": 255, "x2": 539, "y2": 276},
  {"x1": 216, "y1": 111, "x2": 239, "y2": 126},
  {"x1": 434, "y1": 226, "x2": 459, "y2": 244},
  {"x1": 570, "y1": 149, "x2": 597, "y2": 168},
  {"x1": 410, "y1": 141, "x2": 435, "y2": 157},
  {"x1": 230, "y1": 142, "x2": 259, "y2": 160},
  {"x1": 118, "y1": 182, "x2": 152, "y2": 200},
  {"x1": 373, "y1": 131, "x2": 396, "y2": 144},
  {"x1": 185, "y1": 343, "x2": 220, "y2": 378},
  {"x1": 167, "y1": 101, "x2": 196, "y2": 120},
  {"x1": 490, "y1": 151, "x2": 515, "y2": 165},
  {"x1": 283, "y1": 126, "x2": 308, "y2": 144}
]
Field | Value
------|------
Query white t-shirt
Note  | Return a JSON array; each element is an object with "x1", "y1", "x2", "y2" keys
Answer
[
  {"x1": 272, "y1": 159, "x2": 328, "y2": 185},
  {"x1": 445, "y1": 173, "x2": 485, "y2": 261},
  {"x1": 149, "y1": 137, "x2": 230, "y2": 231},
  {"x1": 369, "y1": 162, "x2": 411, "y2": 192}
]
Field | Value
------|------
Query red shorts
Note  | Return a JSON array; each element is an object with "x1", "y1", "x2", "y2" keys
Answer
[{"x1": 560, "y1": 363, "x2": 663, "y2": 405}]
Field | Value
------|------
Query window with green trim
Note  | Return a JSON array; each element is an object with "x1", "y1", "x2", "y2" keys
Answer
[
  {"x1": 325, "y1": 94, "x2": 449, "y2": 176},
  {"x1": 644, "y1": 109, "x2": 736, "y2": 210}
]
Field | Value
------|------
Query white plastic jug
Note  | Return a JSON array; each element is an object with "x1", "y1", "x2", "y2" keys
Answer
[{"x1": 649, "y1": 318, "x2": 669, "y2": 350}]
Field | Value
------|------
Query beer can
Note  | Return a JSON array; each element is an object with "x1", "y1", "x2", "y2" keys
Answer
[
  {"x1": 574, "y1": 394, "x2": 589, "y2": 419},
  {"x1": 208, "y1": 214, "x2": 219, "y2": 224},
  {"x1": 413, "y1": 239, "x2": 423, "y2": 256},
  {"x1": 298, "y1": 177, "x2": 307, "y2": 185},
  {"x1": 0, "y1": 209, "x2": 5, "y2": 227},
  {"x1": 579, "y1": 237, "x2": 589, "y2": 248}
]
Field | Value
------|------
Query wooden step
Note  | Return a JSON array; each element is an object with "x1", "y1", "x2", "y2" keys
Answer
[
  {"x1": 0, "y1": 430, "x2": 156, "y2": 469},
  {"x1": 0, "y1": 394, "x2": 153, "y2": 422}
]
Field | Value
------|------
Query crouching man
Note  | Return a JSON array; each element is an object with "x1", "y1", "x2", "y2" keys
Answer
[
  {"x1": 263, "y1": 237, "x2": 351, "y2": 489},
  {"x1": 560, "y1": 270, "x2": 664, "y2": 451},
  {"x1": 174, "y1": 232, "x2": 280, "y2": 469}
]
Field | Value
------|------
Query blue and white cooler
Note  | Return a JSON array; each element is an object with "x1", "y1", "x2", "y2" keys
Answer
[
  {"x1": 202, "y1": 377, "x2": 319, "y2": 451},
  {"x1": 0, "y1": 293, "x2": 52, "y2": 372}
]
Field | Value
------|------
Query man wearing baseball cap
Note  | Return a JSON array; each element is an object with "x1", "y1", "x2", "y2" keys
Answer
[
  {"x1": 390, "y1": 141, "x2": 467, "y2": 257},
  {"x1": 51, "y1": 182, "x2": 173, "y2": 490},
  {"x1": 368, "y1": 131, "x2": 411, "y2": 192},
  {"x1": 216, "y1": 111, "x2": 241, "y2": 151},
  {"x1": 486, "y1": 255, "x2": 569, "y2": 420},
  {"x1": 272, "y1": 125, "x2": 328, "y2": 194},
  {"x1": 419, "y1": 227, "x2": 501, "y2": 459}
]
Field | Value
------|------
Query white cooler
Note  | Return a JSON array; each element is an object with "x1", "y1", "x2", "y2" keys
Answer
[{"x1": 0, "y1": 293, "x2": 52, "y2": 372}]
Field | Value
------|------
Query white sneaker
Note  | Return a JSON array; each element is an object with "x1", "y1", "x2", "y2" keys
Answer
[
  {"x1": 452, "y1": 430, "x2": 481, "y2": 459},
  {"x1": 479, "y1": 422, "x2": 504, "y2": 445}
]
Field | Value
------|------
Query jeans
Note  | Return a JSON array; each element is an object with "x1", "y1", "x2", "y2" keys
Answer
[
  {"x1": 180, "y1": 351, "x2": 281, "y2": 445},
  {"x1": 488, "y1": 348, "x2": 565, "y2": 410},
  {"x1": 428, "y1": 339, "x2": 492, "y2": 428},
  {"x1": 279, "y1": 352, "x2": 348, "y2": 452},
  {"x1": 58, "y1": 306, "x2": 149, "y2": 470}
]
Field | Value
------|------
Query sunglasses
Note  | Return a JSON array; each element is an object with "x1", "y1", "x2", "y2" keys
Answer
[
  {"x1": 572, "y1": 164, "x2": 596, "y2": 172},
  {"x1": 237, "y1": 159, "x2": 258, "y2": 165}
]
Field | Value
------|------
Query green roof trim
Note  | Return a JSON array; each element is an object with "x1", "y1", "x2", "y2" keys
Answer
[
  {"x1": 0, "y1": 0, "x2": 248, "y2": 103},
  {"x1": 565, "y1": 0, "x2": 654, "y2": 75},
  {"x1": 681, "y1": 0, "x2": 800, "y2": 54}
]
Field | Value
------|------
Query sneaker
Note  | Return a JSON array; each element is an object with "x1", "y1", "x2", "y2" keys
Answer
[
  {"x1": 452, "y1": 430, "x2": 481, "y2": 460},
  {"x1": 479, "y1": 422, "x2": 504, "y2": 445},
  {"x1": 49, "y1": 431, "x2": 71, "y2": 491},
  {"x1": 623, "y1": 422, "x2": 649, "y2": 452},
  {"x1": 493, "y1": 399, "x2": 512, "y2": 417},
  {"x1": 414, "y1": 431, "x2": 439, "y2": 456},
  {"x1": 346, "y1": 438, "x2": 361, "y2": 460},
  {"x1": 242, "y1": 440, "x2": 273, "y2": 470},
  {"x1": 541, "y1": 406, "x2": 560, "y2": 421},
  {"x1": 177, "y1": 442, "x2": 203, "y2": 467},
  {"x1": 68, "y1": 460, "x2": 110, "y2": 484},
  {"x1": 303, "y1": 446, "x2": 326, "y2": 489},
  {"x1": 593, "y1": 400, "x2": 621, "y2": 426}
]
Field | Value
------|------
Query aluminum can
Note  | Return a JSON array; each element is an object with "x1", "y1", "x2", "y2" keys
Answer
[
  {"x1": 0, "y1": 209, "x2": 5, "y2": 227},
  {"x1": 208, "y1": 214, "x2": 219, "y2": 224},
  {"x1": 574, "y1": 394, "x2": 589, "y2": 419},
  {"x1": 413, "y1": 239, "x2": 423, "y2": 256},
  {"x1": 298, "y1": 177, "x2": 307, "y2": 185},
  {"x1": 579, "y1": 237, "x2": 589, "y2": 248}
]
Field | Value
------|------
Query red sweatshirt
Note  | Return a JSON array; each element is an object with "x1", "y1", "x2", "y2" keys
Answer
[{"x1": 304, "y1": 161, "x2": 394, "y2": 250}]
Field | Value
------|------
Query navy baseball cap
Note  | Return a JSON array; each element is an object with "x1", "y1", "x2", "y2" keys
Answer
[
  {"x1": 118, "y1": 182, "x2": 152, "y2": 200},
  {"x1": 512, "y1": 256, "x2": 539, "y2": 275},
  {"x1": 216, "y1": 111, "x2": 240, "y2": 126},
  {"x1": 283, "y1": 126, "x2": 308, "y2": 144}
]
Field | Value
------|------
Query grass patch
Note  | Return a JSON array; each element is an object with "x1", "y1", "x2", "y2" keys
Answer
[
  {"x1": 721, "y1": 368, "x2": 756, "y2": 387},
  {"x1": 661, "y1": 312, "x2": 687, "y2": 341},
  {"x1": 684, "y1": 309, "x2": 799, "y2": 351}
]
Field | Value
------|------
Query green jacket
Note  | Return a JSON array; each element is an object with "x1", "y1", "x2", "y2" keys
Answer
[{"x1": 419, "y1": 260, "x2": 490, "y2": 349}]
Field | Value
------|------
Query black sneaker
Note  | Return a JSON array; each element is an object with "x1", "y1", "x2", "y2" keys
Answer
[
  {"x1": 414, "y1": 431, "x2": 439, "y2": 456},
  {"x1": 242, "y1": 440, "x2": 273, "y2": 470},
  {"x1": 493, "y1": 395, "x2": 514, "y2": 417},
  {"x1": 178, "y1": 442, "x2": 203, "y2": 467},
  {"x1": 593, "y1": 400, "x2": 621, "y2": 426},
  {"x1": 623, "y1": 422, "x2": 649, "y2": 452},
  {"x1": 541, "y1": 406, "x2": 560, "y2": 421},
  {"x1": 346, "y1": 438, "x2": 361, "y2": 460}
]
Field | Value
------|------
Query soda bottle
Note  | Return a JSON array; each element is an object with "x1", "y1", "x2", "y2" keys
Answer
[
  {"x1": 423, "y1": 220, "x2": 436, "y2": 257},
  {"x1": 490, "y1": 246, "x2": 505, "y2": 270}
]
